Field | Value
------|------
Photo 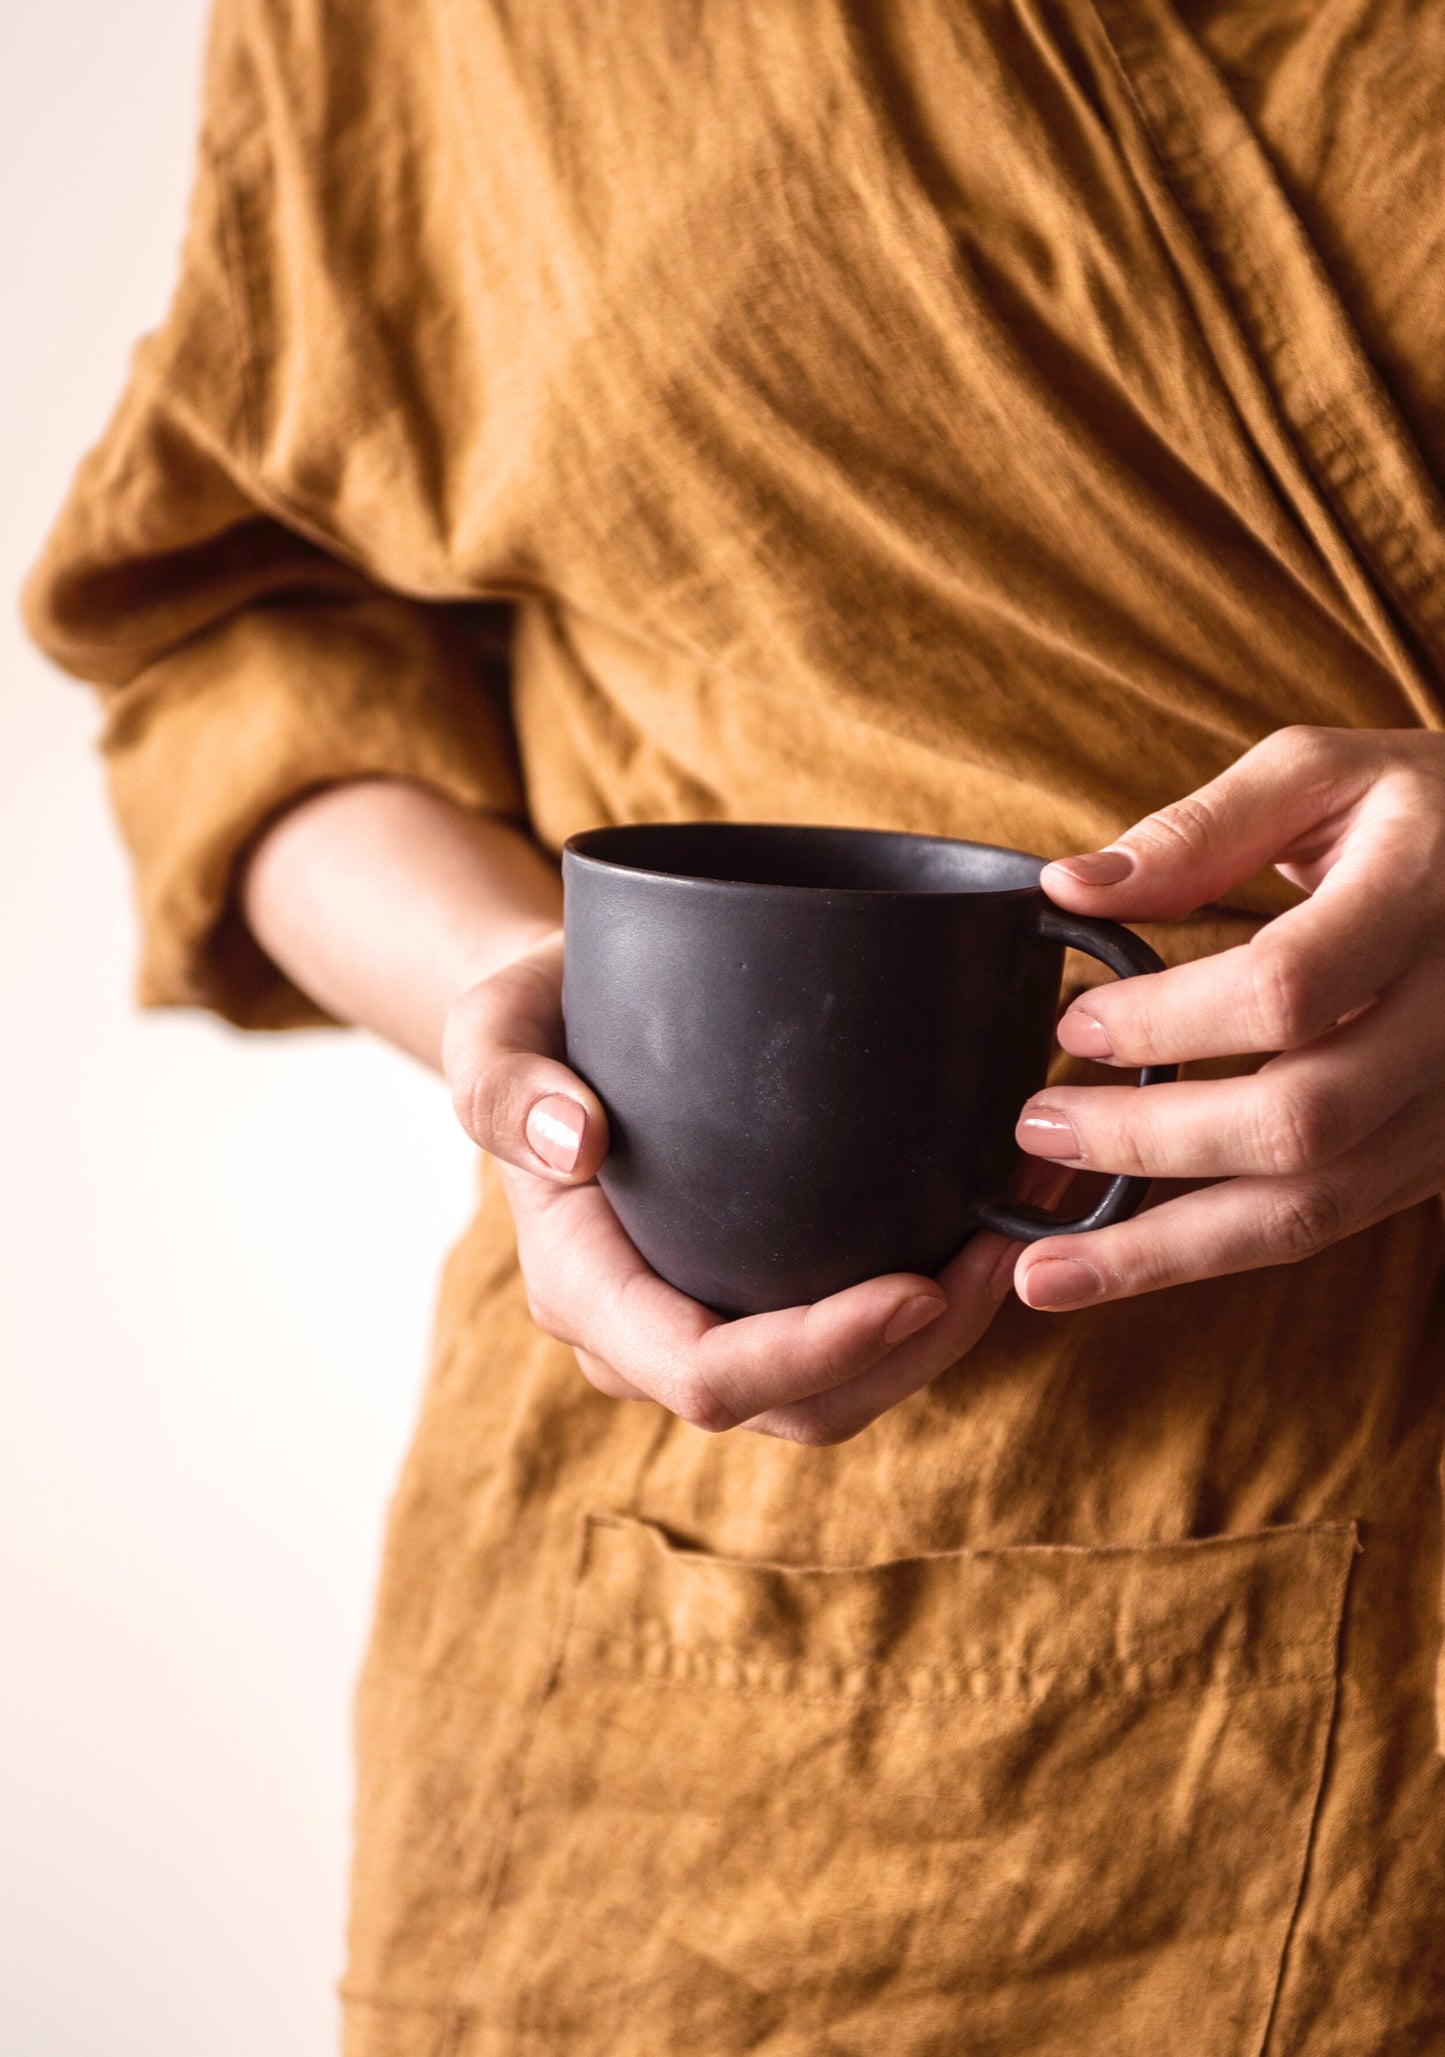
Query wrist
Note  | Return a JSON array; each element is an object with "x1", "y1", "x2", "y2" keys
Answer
[{"x1": 240, "y1": 778, "x2": 564, "y2": 1071}]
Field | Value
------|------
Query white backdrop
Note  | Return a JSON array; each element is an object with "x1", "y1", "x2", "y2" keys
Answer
[{"x1": 1, "y1": 8, "x2": 482, "y2": 2052}]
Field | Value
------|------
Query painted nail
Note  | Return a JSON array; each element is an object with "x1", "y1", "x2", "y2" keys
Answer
[
  {"x1": 1060, "y1": 1010, "x2": 1115, "y2": 1061},
  {"x1": 1018, "y1": 1105, "x2": 1081, "y2": 1160},
  {"x1": 1021, "y1": 1258, "x2": 1103, "y2": 1311},
  {"x1": 1046, "y1": 848, "x2": 1135, "y2": 886},
  {"x1": 882, "y1": 1294, "x2": 947, "y2": 1346},
  {"x1": 526, "y1": 1094, "x2": 586, "y2": 1173}
]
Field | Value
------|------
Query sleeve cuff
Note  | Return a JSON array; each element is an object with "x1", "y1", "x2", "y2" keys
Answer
[{"x1": 99, "y1": 590, "x2": 526, "y2": 1029}]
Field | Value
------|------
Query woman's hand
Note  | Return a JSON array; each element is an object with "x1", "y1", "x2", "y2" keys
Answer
[
  {"x1": 445, "y1": 929, "x2": 1027, "y2": 1444},
  {"x1": 241, "y1": 777, "x2": 1023, "y2": 1445},
  {"x1": 1012, "y1": 726, "x2": 1445, "y2": 1311}
]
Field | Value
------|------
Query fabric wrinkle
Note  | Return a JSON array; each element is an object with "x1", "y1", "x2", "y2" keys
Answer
[{"x1": 23, "y1": 2, "x2": 1445, "y2": 2050}]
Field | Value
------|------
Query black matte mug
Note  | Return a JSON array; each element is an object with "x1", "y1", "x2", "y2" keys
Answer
[{"x1": 562, "y1": 823, "x2": 1176, "y2": 1317}]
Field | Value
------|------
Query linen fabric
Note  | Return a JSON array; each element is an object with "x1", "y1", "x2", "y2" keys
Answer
[{"x1": 24, "y1": 2, "x2": 1445, "y2": 2050}]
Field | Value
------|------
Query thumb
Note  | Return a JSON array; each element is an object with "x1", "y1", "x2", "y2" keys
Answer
[
  {"x1": 444, "y1": 941, "x2": 610, "y2": 1182},
  {"x1": 1039, "y1": 727, "x2": 1370, "y2": 920}
]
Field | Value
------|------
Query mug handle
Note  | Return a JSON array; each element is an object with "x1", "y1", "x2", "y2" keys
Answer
[{"x1": 974, "y1": 907, "x2": 1179, "y2": 1243}]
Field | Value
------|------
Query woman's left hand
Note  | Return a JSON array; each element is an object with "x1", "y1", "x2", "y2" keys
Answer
[{"x1": 1012, "y1": 725, "x2": 1445, "y2": 1312}]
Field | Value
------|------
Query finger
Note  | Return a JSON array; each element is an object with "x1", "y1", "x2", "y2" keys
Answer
[
  {"x1": 1011, "y1": 1091, "x2": 1445, "y2": 1308},
  {"x1": 622, "y1": 1265, "x2": 951, "y2": 1432},
  {"x1": 1039, "y1": 726, "x2": 1378, "y2": 918},
  {"x1": 501, "y1": 1164, "x2": 948, "y2": 1433},
  {"x1": 1053, "y1": 840, "x2": 1442, "y2": 1068},
  {"x1": 572, "y1": 1347, "x2": 650, "y2": 1403},
  {"x1": 445, "y1": 938, "x2": 610, "y2": 1182},
  {"x1": 1043, "y1": 735, "x2": 1445, "y2": 1064},
  {"x1": 1020, "y1": 963, "x2": 1445, "y2": 1178},
  {"x1": 740, "y1": 1226, "x2": 1018, "y2": 1444},
  {"x1": 740, "y1": 1164, "x2": 1075, "y2": 1441}
]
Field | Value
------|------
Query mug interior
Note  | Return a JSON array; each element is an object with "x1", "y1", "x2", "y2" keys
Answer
[{"x1": 565, "y1": 823, "x2": 1044, "y2": 894}]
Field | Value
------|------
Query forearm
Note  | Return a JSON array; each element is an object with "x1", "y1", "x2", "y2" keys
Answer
[{"x1": 239, "y1": 778, "x2": 563, "y2": 1068}]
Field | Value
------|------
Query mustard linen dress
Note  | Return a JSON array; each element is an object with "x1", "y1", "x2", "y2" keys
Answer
[{"x1": 25, "y1": 3, "x2": 1445, "y2": 2051}]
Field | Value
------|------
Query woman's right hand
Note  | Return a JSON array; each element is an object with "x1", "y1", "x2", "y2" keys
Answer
[
  {"x1": 240, "y1": 780, "x2": 1032, "y2": 1443},
  {"x1": 443, "y1": 928, "x2": 1024, "y2": 1445}
]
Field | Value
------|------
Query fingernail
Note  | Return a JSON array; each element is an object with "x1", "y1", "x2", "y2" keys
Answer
[
  {"x1": 1020, "y1": 1257, "x2": 1103, "y2": 1311},
  {"x1": 1017, "y1": 1104, "x2": 1081, "y2": 1160},
  {"x1": 1059, "y1": 1010, "x2": 1114, "y2": 1060},
  {"x1": 882, "y1": 1294, "x2": 947, "y2": 1346},
  {"x1": 526, "y1": 1094, "x2": 585, "y2": 1173},
  {"x1": 989, "y1": 1241, "x2": 1022, "y2": 1301},
  {"x1": 1046, "y1": 848, "x2": 1135, "y2": 886}
]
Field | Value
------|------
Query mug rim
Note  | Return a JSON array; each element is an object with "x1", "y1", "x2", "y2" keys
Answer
[{"x1": 561, "y1": 821, "x2": 1048, "y2": 899}]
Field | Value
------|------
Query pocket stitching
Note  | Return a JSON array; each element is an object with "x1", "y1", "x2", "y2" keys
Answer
[
  {"x1": 572, "y1": 1632, "x2": 1343, "y2": 1708},
  {"x1": 451, "y1": 1508, "x2": 1360, "y2": 2052}
]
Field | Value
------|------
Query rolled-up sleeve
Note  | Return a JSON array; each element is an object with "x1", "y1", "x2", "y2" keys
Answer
[{"x1": 22, "y1": 83, "x2": 525, "y2": 1030}]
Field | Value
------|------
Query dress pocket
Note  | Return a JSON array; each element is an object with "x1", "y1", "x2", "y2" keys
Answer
[{"x1": 463, "y1": 1512, "x2": 1357, "y2": 2056}]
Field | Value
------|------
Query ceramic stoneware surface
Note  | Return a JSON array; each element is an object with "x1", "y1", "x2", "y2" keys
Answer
[{"x1": 562, "y1": 823, "x2": 1174, "y2": 1316}]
